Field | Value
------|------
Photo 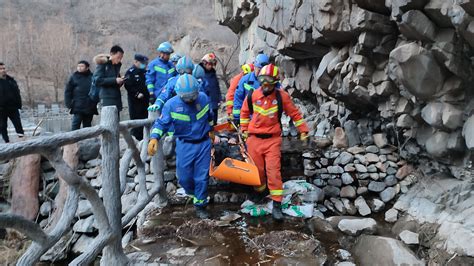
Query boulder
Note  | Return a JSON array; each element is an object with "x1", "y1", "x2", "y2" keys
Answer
[
  {"x1": 333, "y1": 127, "x2": 349, "y2": 149},
  {"x1": 73, "y1": 215, "x2": 95, "y2": 233},
  {"x1": 368, "y1": 181, "x2": 387, "y2": 192},
  {"x1": 380, "y1": 187, "x2": 397, "y2": 202},
  {"x1": 424, "y1": 0, "x2": 454, "y2": 27},
  {"x1": 334, "y1": 152, "x2": 354, "y2": 165},
  {"x1": 396, "y1": 164, "x2": 414, "y2": 179},
  {"x1": 388, "y1": 0, "x2": 432, "y2": 19},
  {"x1": 342, "y1": 173, "x2": 355, "y2": 184},
  {"x1": 399, "y1": 230, "x2": 420, "y2": 245},
  {"x1": 396, "y1": 114, "x2": 415, "y2": 128},
  {"x1": 388, "y1": 42, "x2": 446, "y2": 100},
  {"x1": 385, "y1": 208, "x2": 399, "y2": 223},
  {"x1": 353, "y1": 235, "x2": 425, "y2": 265},
  {"x1": 344, "y1": 121, "x2": 362, "y2": 147},
  {"x1": 76, "y1": 200, "x2": 93, "y2": 217},
  {"x1": 421, "y1": 102, "x2": 443, "y2": 127},
  {"x1": 78, "y1": 138, "x2": 101, "y2": 162},
  {"x1": 328, "y1": 166, "x2": 345, "y2": 174},
  {"x1": 72, "y1": 234, "x2": 95, "y2": 254},
  {"x1": 373, "y1": 133, "x2": 388, "y2": 148},
  {"x1": 338, "y1": 218, "x2": 377, "y2": 236},
  {"x1": 354, "y1": 0, "x2": 390, "y2": 14},
  {"x1": 462, "y1": 115, "x2": 474, "y2": 149},
  {"x1": 336, "y1": 248, "x2": 353, "y2": 261},
  {"x1": 399, "y1": 10, "x2": 437, "y2": 42},
  {"x1": 355, "y1": 196, "x2": 372, "y2": 216},
  {"x1": 324, "y1": 186, "x2": 342, "y2": 198},
  {"x1": 425, "y1": 131, "x2": 449, "y2": 157},
  {"x1": 340, "y1": 186, "x2": 357, "y2": 199},
  {"x1": 442, "y1": 103, "x2": 463, "y2": 130}
]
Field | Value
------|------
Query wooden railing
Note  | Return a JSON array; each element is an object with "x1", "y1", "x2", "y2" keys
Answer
[{"x1": 0, "y1": 106, "x2": 165, "y2": 265}]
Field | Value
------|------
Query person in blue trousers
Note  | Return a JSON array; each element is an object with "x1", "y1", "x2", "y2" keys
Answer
[
  {"x1": 148, "y1": 56, "x2": 195, "y2": 113},
  {"x1": 232, "y1": 54, "x2": 270, "y2": 123},
  {"x1": 148, "y1": 74, "x2": 216, "y2": 219},
  {"x1": 146, "y1": 41, "x2": 177, "y2": 105}
]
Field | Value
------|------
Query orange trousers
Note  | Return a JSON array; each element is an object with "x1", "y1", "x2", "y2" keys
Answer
[{"x1": 246, "y1": 135, "x2": 283, "y2": 202}]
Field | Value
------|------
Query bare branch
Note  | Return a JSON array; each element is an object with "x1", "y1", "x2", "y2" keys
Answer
[{"x1": 0, "y1": 214, "x2": 48, "y2": 244}]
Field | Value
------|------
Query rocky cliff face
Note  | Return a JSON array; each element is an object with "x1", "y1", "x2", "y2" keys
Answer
[{"x1": 215, "y1": 0, "x2": 474, "y2": 179}]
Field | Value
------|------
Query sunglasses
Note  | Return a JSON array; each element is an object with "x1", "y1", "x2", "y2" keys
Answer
[{"x1": 258, "y1": 75, "x2": 278, "y2": 85}]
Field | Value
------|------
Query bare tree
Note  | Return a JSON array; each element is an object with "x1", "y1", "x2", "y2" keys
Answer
[
  {"x1": 39, "y1": 18, "x2": 78, "y2": 104},
  {"x1": 215, "y1": 41, "x2": 240, "y2": 89}
]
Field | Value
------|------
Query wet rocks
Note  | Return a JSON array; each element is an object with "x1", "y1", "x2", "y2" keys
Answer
[
  {"x1": 353, "y1": 235, "x2": 424, "y2": 265},
  {"x1": 338, "y1": 218, "x2": 377, "y2": 236}
]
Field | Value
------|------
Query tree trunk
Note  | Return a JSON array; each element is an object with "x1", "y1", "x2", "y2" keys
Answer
[
  {"x1": 47, "y1": 143, "x2": 78, "y2": 230},
  {"x1": 10, "y1": 153, "x2": 41, "y2": 220}
]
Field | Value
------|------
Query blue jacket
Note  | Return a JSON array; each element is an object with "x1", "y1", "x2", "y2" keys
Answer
[
  {"x1": 155, "y1": 75, "x2": 179, "y2": 111},
  {"x1": 146, "y1": 57, "x2": 176, "y2": 97},
  {"x1": 233, "y1": 72, "x2": 260, "y2": 120},
  {"x1": 151, "y1": 92, "x2": 213, "y2": 141},
  {"x1": 155, "y1": 76, "x2": 209, "y2": 113},
  {"x1": 200, "y1": 64, "x2": 221, "y2": 110},
  {"x1": 197, "y1": 79, "x2": 208, "y2": 95}
]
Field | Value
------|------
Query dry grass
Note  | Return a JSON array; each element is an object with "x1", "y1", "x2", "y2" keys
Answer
[{"x1": 0, "y1": 230, "x2": 30, "y2": 265}]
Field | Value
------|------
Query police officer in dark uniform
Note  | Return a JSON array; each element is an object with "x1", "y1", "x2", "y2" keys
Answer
[{"x1": 124, "y1": 54, "x2": 149, "y2": 140}]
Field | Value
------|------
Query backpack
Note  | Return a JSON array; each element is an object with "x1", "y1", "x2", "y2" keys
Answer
[
  {"x1": 88, "y1": 76, "x2": 100, "y2": 103},
  {"x1": 247, "y1": 89, "x2": 283, "y2": 127}
]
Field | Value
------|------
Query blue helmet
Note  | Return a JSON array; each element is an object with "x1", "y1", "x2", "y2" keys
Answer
[
  {"x1": 175, "y1": 74, "x2": 199, "y2": 102},
  {"x1": 192, "y1": 64, "x2": 205, "y2": 79},
  {"x1": 176, "y1": 56, "x2": 194, "y2": 75},
  {"x1": 170, "y1": 53, "x2": 182, "y2": 63},
  {"x1": 157, "y1": 42, "x2": 174, "y2": 54},
  {"x1": 254, "y1": 54, "x2": 270, "y2": 68}
]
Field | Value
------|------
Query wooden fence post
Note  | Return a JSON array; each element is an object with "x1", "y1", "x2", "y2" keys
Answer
[{"x1": 99, "y1": 107, "x2": 128, "y2": 265}]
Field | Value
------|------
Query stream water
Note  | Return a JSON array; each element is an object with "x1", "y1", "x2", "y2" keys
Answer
[{"x1": 128, "y1": 202, "x2": 397, "y2": 265}]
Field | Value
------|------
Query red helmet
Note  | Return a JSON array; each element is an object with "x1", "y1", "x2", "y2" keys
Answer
[
  {"x1": 258, "y1": 64, "x2": 279, "y2": 84},
  {"x1": 201, "y1": 53, "x2": 217, "y2": 65}
]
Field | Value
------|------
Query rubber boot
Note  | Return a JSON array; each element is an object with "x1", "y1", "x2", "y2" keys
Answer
[
  {"x1": 272, "y1": 201, "x2": 284, "y2": 222},
  {"x1": 195, "y1": 205, "x2": 210, "y2": 219}
]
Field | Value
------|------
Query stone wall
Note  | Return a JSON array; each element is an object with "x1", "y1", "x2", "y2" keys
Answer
[{"x1": 215, "y1": 0, "x2": 474, "y2": 179}]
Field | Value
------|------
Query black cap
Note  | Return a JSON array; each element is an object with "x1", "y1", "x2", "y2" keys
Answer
[{"x1": 134, "y1": 54, "x2": 148, "y2": 63}]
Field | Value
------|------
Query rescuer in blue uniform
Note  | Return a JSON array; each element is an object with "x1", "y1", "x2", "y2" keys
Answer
[
  {"x1": 148, "y1": 56, "x2": 194, "y2": 113},
  {"x1": 148, "y1": 74, "x2": 215, "y2": 219},
  {"x1": 145, "y1": 41, "x2": 177, "y2": 105},
  {"x1": 232, "y1": 54, "x2": 270, "y2": 123}
]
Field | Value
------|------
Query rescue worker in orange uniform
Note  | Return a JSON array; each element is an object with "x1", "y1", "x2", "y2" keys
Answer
[
  {"x1": 225, "y1": 63, "x2": 254, "y2": 120},
  {"x1": 240, "y1": 64, "x2": 309, "y2": 221}
]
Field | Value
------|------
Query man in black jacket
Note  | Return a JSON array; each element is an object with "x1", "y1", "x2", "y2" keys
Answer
[
  {"x1": 124, "y1": 54, "x2": 149, "y2": 140},
  {"x1": 64, "y1": 60, "x2": 98, "y2": 130},
  {"x1": 93, "y1": 45, "x2": 124, "y2": 113},
  {"x1": 0, "y1": 62, "x2": 24, "y2": 143}
]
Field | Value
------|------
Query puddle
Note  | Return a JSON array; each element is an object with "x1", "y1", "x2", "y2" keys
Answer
[{"x1": 129, "y1": 203, "x2": 360, "y2": 265}]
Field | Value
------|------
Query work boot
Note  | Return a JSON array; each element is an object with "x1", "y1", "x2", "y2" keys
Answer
[
  {"x1": 195, "y1": 206, "x2": 210, "y2": 219},
  {"x1": 248, "y1": 191, "x2": 267, "y2": 204},
  {"x1": 272, "y1": 201, "x2": 284, "y2": 222}
]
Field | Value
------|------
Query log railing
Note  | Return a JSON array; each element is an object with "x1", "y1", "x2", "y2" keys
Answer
[{"x1": 0, "y1": 106, "x2": 165, "y2": 265}]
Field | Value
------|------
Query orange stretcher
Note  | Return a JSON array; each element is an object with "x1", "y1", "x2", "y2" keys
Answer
[{"x1": 210, "y1": 121, "x2": 261, "y2": 186}]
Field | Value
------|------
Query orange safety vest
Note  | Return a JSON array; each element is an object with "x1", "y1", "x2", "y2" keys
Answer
[
  {"x1": 225, "y1": 72, "x2": 244, "y2": 115},
  {"x1": 240, "y1": 88, "x2": 309, "y2": 135}
]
